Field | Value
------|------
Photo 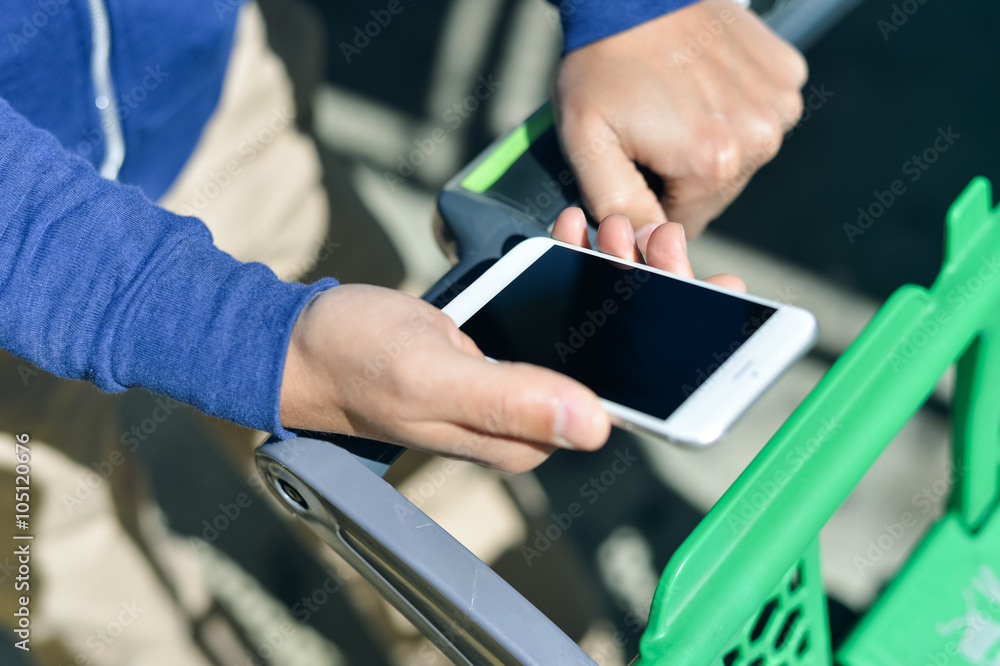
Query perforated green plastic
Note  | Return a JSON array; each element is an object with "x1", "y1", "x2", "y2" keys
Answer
[
  {"x1": 634, "y1": 177, "x2": 1000, "y2": 665},
  {"x1": 713, "y1": 540, "x2": 829, "y2": 665}
]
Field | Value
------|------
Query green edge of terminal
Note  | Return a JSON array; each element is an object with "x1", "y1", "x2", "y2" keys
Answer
[{"x1": 460, "y1": 102, "x2": 554, "y2": 194}]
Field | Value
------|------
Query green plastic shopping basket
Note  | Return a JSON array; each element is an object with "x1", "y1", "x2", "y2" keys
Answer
[
  {"x1": 257, "y1": 124, "x2": 1000, "y2": 663},
  {"x1": 635, "y1": 176, "x2": 1000, "y2": 665},
  {"x1": 257, "y1": 174, "x2": 1000, "y2": 665}
]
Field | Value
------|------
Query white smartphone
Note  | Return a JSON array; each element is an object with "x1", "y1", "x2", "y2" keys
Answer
[{"x1": 441, "y1": 237, "x2": 817, "y2": 446}]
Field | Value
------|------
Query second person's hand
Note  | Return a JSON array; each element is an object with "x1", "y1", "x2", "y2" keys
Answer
[
  {"x1": 555, "y1": 0, "x2": 808, "y2": 237},
  {"x1": 552, "y1": 208, "x2": 745, "y2": 292}
]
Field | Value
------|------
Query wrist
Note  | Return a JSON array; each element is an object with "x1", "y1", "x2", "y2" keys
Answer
[
  {"x1": 277, "y1": 291, "x2": 318, "y2": 432},
  {"x1": 558, "y1": 0, "x2": 699, "y2": 52},
  {"x1": 275, "y1": 286, "x2": 339, "y2": 437}
]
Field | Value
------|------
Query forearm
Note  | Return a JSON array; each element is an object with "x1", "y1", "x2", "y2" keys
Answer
[{"x1": 0, "y1": 97, "x2": 335, "y2": 436}]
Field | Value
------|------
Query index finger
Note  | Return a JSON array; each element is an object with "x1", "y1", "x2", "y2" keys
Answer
[{"x1": 558, "y1": 114, "x2": 668, "y2": 231}]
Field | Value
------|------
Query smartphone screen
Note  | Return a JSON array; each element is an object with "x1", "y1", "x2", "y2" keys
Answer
[{"x1": 459, "y1": 245, "x2": 777, "y2": 420}]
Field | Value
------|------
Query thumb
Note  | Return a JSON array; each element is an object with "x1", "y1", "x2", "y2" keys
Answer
[
  {"x1": 441, "y1": 353, "x2": 611, "y2": 451},
  {"x1": 560, "y1": 116, "x2": 668, "y2": 231}
]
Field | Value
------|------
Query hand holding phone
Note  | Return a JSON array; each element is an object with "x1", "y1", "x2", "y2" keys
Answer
[
  {"x1": 278, "y1": 209, "x2": 812, "y2": 471},
  {"x1": 443, "y1": 210, "x2": 817, "y2": 446},
  {"x1": 279, "y1": 282, "x2": 611, "y2": 474}
]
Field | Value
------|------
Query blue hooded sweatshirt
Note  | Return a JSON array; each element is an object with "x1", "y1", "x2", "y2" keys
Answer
[{"x1": 0, "y1": 0, "x2": 692, "y2": 437}]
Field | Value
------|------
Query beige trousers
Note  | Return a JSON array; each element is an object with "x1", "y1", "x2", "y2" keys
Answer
[{"x1": 0, "y1": 4, "x2": 328, "y2": 664}]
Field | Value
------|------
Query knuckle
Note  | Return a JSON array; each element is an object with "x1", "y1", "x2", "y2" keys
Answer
[
  {"x1": 589, "y1": 170, "x2": 664, "y2": 218},
  {"x1": 784, "y1": 46, "x2": 809, "y2": 87},
  {"x1": 563, "y1": 110, "x2": 608, "y2": 148},
  {"x1": 564, "y1": 113, "x2": 622, "y2": 174},
  {"x1": 779, "y1": 92, "x2": 805, "y2": 129},
  {"x1": 755, "y1": 117, "x2": 785, "y2": 159},
  {"x1": 420, "y1": 305, "x2": 451, "y2": 331},
  {"x1": 694, "y1": 128, "x2": 743, "y2": 184},
  {"x1": 497, "y1": 366, "x2": 560, "y2": 441},
  {"x1": 485, "y1": 394, "x2": 513, "y2": 437},
  {"x1": 590, "y1": 190, "x2": 638, "y2": 219},
  {"x1": 487, "y1": 385, "x2": 539, "y2": 441}
]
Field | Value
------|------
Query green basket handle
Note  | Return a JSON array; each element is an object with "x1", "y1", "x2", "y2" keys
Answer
[
  {"x1": 635, "y1": 177, "x2": 1000, "y2": 664},
  {"x1": 948, "y1": 181, "x2": 1000, "y2": 531}
]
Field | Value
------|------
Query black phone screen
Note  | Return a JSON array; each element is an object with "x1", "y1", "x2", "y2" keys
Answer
[{"x1": 459, "y1": 246, "x2": 777, "y2": 420}]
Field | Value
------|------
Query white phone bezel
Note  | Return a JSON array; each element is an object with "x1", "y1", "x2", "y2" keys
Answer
[{"x1": 441, "y1": 237, "x2": 818, "y2": 446}]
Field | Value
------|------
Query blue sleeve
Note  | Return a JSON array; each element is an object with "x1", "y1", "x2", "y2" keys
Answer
[
  {"x1": 556, "y1": 0, "x2": 699, "y2": 52},
  {"x1": 0, "y1": 97, "x2": 337, "y2": 439}
]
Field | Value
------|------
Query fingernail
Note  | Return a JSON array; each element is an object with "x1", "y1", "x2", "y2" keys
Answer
[
  {"x1": 680, "y1": 224, "x2": 687, "y2": 251},
  {"x1": 627, "y1": 222, "x2": 636, "y2": 246},
  {"x1": 553, "y1": 398, "x2": 602, "y2": 449}
]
